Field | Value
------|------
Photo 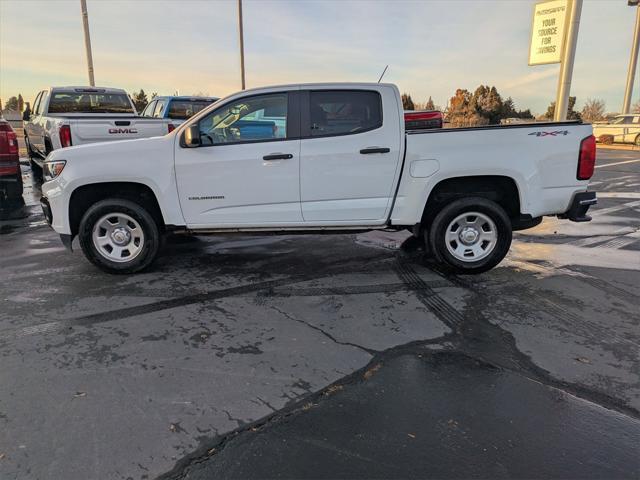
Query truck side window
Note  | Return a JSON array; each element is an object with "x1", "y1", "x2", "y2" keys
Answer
[
  {"x1": 308, "y1": 90, "x2": 382, "y2": 137},
  {"x1": 153, "y1": 101, "x2": 165, "y2": 118},
  {"x1": 141, "y1": 101, "x2": 156, "y2": 117},
  {"x1": 197, "y1": 93, "x2": 288, "y2": 146}
]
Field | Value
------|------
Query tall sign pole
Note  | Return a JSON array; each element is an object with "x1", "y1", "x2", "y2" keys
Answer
[
  {"x1": 238, "y1": 0, "x2": 246, "y2": 90},
  {"x1": 622, "y1": 4, "x2": 640, "y2": 114},
  {"x1": 554, "y1": 0, "x2": 582, "y2": 121},
  {"x1": 529, "y1": 0, "x2": 583, "y2": 121},
  {"x1": 80, "y1": 0, "x2": 95, "y2": 86}
]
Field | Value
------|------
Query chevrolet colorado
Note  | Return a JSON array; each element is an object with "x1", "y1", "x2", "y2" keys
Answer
[
  {"x1": 24, "y1": 87, "x2": 172, "y2": 173},
  {"x1": 40, "y1": 83, "x2": 597, "y2": 274}
]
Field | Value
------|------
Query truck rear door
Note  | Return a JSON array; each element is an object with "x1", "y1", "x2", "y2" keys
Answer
[{"x1": 298, "y1": 87, "x2": 402, "y2": 223}]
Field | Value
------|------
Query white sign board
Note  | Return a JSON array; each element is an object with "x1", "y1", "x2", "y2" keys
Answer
[{"x1": 529, "y1": 0, "x2": 568, "y2": 65}]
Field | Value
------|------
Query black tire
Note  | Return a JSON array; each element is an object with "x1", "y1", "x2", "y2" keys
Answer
[
  {"x1": 78, "y1": 198, "x2": 160, "y2": 274},
  {"x1": 635, "y1": 134, "x2": 640, "y2": 147},
  {"x1": 427, "y1": 197, "x2": 512, "y2": 274}
]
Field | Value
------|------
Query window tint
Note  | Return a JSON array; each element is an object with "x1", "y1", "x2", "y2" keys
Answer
[
  {"x1": 168, "y1": 100, "x2": 215, "y2": 120},
  {"x1": 141, "y1": 100, "x2": 156, "y2": 117},
  {"x1": 198, "y1": 93, "x2": 287, "y2": 146},
  {"x1": 48, "y1": 92, "x2": 134, "y2": 114},
  {"x1": 308, "y1": 90, "x2": 382, "y2": 137}
]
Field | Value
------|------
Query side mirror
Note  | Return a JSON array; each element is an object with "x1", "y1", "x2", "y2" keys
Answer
[
  {"x1": 183, "y1": 124, "x2": 201, "y2": 148},
  {"x1": 22, "y1": 110, "x2": 31, "y2": 121}
]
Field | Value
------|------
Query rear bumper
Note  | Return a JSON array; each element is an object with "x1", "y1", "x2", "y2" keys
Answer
[
  {"x1": 558, "y1": 191, "x2": 597, "y2": 222},
  {"x1": 0, "y1": 174, "x2": 24, "y2": 202}
]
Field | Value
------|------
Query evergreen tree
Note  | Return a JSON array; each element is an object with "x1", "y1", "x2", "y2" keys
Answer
[
  {"x1": 131, "y1": 89, "x2": 149, "y2": 113},
  {"x1": 402, "y1": 93, "x2": 415, "y2": 111},
  {"x1": 4, "y1": 96, "x2": 19, "y2": 111},
  {"x1": 425, "y1": 96, "x2": 435, "y2": 110},
  {"x1": 545, "y1": 97, "x2": 581, "y2": 121}
]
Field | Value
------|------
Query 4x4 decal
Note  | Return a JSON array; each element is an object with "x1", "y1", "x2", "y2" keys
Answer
[{"x1": 528, "y1": 130, "x2": 569, "y2": 137}]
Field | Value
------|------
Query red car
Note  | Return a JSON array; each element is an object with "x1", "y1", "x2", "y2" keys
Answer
[
  {"x1": 404, "y1": 110, "x2": 444, "y2": 130},
  {"x1": 0, "y1": 116, "x2": 23, "y2": 208}
]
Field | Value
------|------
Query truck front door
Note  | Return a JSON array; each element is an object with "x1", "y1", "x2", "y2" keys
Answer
[
  {"x1": 298, "y1": 88, "x2": 402, "y2": 223},
  {"x1": 27, "y1": 91, "x2": 46, "y2": 155},
  {"x1": 174, "y1": 90, "x2": 302, "y2": 227}
]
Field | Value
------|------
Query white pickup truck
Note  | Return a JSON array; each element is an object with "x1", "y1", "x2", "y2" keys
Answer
[
  {"x1": 592, "y1": 114, "x2": 640, "y2": 145},
  {"x1": 40, "y1": 83, "x2": 597, "y2": 274},
  {"x1": 23, "y1": 86, "x2": 173, "y2": 172}
]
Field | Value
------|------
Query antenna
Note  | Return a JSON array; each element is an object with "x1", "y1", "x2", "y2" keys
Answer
[{"x1": 377, "y1": 65, "x2": 389, "y2": 83}]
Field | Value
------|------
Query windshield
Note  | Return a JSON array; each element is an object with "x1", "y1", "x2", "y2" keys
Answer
[
  {"x1": 610, "y1": 116, "x2": 627, "y2": 125},
  {"x1": 48, "y1": 92, "x2": 134, "y2": 114},
  {"x1": 168, "y1": 100, "x2": 216, "y2": 120}
]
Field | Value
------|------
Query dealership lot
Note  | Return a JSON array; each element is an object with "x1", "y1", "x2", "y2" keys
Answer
[{"x1": 1, "y1": 149, "x2": 639, "y2": 479}]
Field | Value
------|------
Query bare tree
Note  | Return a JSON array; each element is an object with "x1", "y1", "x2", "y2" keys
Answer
[
  {"x1": 632, "y1": 100, "x2": 640, "y2": 114},
  {"x1": 581, "y1": 98, "x2": 606, "y2": 122}
]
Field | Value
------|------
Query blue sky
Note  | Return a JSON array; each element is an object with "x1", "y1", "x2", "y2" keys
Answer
[{"x1": 0, "y1": 0, "x2": 638, "y2": 115}]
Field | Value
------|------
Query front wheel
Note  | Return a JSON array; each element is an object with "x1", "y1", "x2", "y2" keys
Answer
[
  {"x1": 78, "y1": 198, "x2": 160, "y2": 274},
  {"x1": 426, "y1": 197, "x2": 512, "y2": 274}
]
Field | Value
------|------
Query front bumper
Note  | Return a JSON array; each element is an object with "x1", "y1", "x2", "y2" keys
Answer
[{"x1": 558, "y1": 191, "x2": 597, "y2": 222}]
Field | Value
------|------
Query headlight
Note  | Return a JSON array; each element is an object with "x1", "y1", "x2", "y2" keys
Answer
[{"x1": 43, "y1": 160, "x2": 66, "y2": 181}]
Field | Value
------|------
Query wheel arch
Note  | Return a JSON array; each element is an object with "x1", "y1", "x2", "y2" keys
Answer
[
  {"x1": 420, "y1": 175, "x2": 522, "y2": 230},
  {"x1": 68, "y1": 181, "x2": 165, "y2": 236}
]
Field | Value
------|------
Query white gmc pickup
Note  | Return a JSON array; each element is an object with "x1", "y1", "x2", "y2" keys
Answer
[
  {"x1": 24, "y1": 87, "x2": 172, "y2": 173},
  {"x1": 40, "y1": 83, "x2": 597, "y2": 274}
]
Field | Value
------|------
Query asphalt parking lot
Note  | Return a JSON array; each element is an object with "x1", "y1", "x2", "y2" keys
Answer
[{"x1": 1, "y1": 148, "x2": 639, "y2": 480}]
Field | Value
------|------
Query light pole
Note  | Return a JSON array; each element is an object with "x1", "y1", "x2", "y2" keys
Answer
[
  {"x1": 622, "y1": 3, "x2": 640, "y2": 114},
  {"x1": 238, "y1": 0, "x2": 246, "y2": 90},
  {"x1": 554, "y1": 0, "x2": 583, "y2": 121},
  {"x1": 80, "y1": 0, "x2": 95, "y2": 86}
]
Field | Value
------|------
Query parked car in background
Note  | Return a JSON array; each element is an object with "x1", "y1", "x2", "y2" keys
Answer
[
  {"x1": 404, "y1": 110, "x2": 443, "y2": 130},
  {"x1": 139, "y1": 96, "x2": 219, "y2": 130},
  {"x1": 40, "y1": 83, "x2": 596, "y2": 275},
  {"x1": 592, "y1": 114, "x2": 640, "y2": 145},
  {"x1": 0, "y1": 115, "x2": 23, "y2": 207},
  {"x1": 23, "y1": 87, "x2": 173, "y2": 173}
]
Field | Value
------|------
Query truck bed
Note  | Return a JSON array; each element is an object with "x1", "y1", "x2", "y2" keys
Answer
[{"x1": 392, "y1": 120, "x2": 592, "y2": 226}]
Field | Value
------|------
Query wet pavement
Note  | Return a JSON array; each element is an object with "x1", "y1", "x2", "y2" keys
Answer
[
  {"x1": 163, "y1": 352, "x2": 639, "y2": 480},
  {"x1": 0, "y1": 149, "x2": 639, "y2": 480}
]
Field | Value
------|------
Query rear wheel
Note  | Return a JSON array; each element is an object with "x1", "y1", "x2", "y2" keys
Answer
[
  {"x1": 426, "y1": 197, "x2": 512, "y2": 274},
  {"x1": 78, "y1": 198, "x2": 160, "y2": 274},
  {"x1": 635, "y1": 134, "x2": 640, "y2": 147}
]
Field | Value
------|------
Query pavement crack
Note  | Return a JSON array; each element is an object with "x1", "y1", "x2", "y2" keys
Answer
[{"x1": 268, "y1": 304, "x2": 377, "y2": 356}]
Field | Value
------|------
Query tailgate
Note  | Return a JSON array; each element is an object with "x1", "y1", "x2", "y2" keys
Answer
[{"x1": 70, "y1": 118, "x2": 169, "y2": 145}]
